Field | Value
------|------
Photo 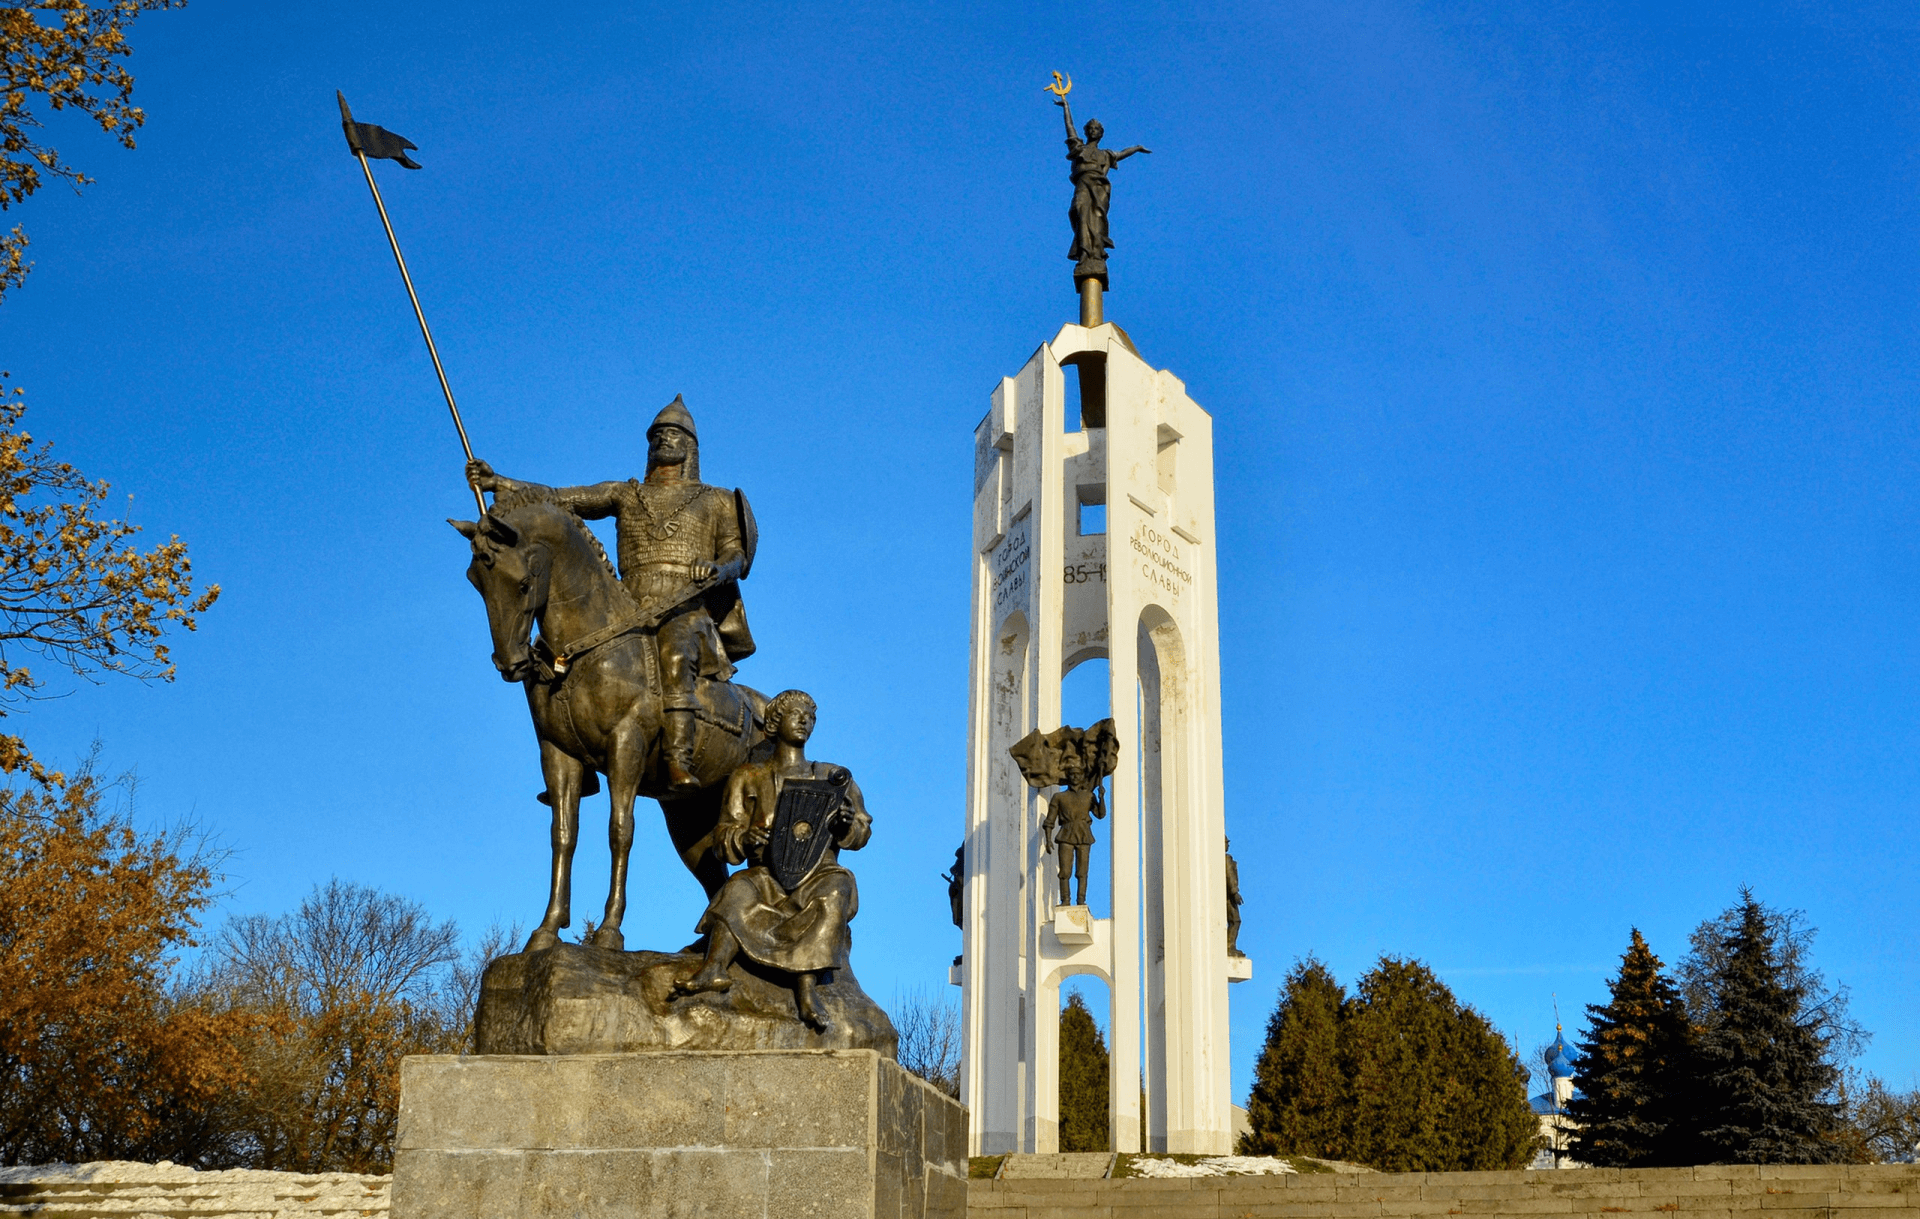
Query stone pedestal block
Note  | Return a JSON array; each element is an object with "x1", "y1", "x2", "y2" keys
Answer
[
  {"x1": 392, "y1": 1049, "x2": 967, "y2": 1219},
  {"x1": 475, "y1": 943, "x2": 898, "y2": 1057}
]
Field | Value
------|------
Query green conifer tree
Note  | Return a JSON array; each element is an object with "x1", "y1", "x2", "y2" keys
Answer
[
  {"x1": 1058, "y1": 992, "x2": 1110, "y2": 1152},
  {"x1": 1568, "y1": 929, "x2": 1695, "y2": 1167},
  {"x1": 1684, "y1": 892, "x2": 1849, "y2": 1163},
  {"x1": 1240, "y1": 957, "x2": 1348, "y2": 1156},
  {"x1": 1341, "y1": 957, "x2": 1540, "y2": 1171}
]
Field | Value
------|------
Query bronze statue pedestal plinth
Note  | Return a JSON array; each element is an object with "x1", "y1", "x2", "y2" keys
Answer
[
  {"x1": 392, "y1": 1049, "x2": 968, "y2": 1219},
  {"x1": 472, "y1": 942, "x2": 897, "y2": 1056}
]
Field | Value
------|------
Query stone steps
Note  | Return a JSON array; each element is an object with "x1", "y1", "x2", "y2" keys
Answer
[
  {"x1": 969, "y1": 1164, "x2": 1920, "y2": 1219},
  {"x1": 4, "y1": 1159, "x2": 1912, "y2": 1218}
]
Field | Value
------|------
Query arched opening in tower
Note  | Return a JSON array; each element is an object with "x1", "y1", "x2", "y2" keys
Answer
[{"x1": 1057, "y1": 976, "x2": 1114, "y2": 1152}]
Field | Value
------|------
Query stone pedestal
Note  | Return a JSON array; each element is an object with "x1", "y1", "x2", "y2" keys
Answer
[
  {"x1": 392, "y1": 1049, "x2": 967, "y2": 1219},
  {"x1": 474, "y1": 943, "x2": 897, "y2": 1056}
]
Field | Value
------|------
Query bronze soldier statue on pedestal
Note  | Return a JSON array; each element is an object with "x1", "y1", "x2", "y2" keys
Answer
[
  {"x1": 1010, "y1": 718, "x2": 1121, "y2": 908},
  {"x1": 1226, "y1": 836, "x2": 1245, "y2": 958},
  {"x1": 468, "y1": 395, "x2": 755, "y2": 794},
  {"x1": 1041, "y1": 751, "x2": 1105, "y2": 907}
]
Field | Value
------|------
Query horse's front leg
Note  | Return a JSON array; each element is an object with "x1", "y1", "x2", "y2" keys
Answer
[
  {"x1": 526, "y1": 740, "x2": 586, "y2": 954},
  {"x1": 591, "y1": 722, "x2": 644, "y2": 951},
  {"x1": 662, "y1": 787, "x2": 731, "y2": 900}
]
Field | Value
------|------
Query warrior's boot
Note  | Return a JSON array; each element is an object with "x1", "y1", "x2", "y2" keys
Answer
[{"x1": 663, "y1": 707, "x2": 701, "y2": 794}]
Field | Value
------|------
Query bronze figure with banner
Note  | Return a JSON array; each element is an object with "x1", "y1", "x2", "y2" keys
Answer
[
  {"x1": 350, "y1": 100, "x2": 904, "y2": 1067},
  {"x1": 468, "y1": 395, "x2": 755, "y2": 795},
  {"x1": 455, "y1": 396, "x2": 770, "y2": 954},
  {"x1": 672, "y1": 689, "x2": 871, "y2": 1032},
  {"x1": 1011, "y1": 718, "x2": 1120, "y2": 906}
]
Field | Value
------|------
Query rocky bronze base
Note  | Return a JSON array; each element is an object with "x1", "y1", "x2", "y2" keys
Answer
[
  {"x1": 393, "y1": 1050, "x2": 968, "y2": 1219},
  {"x1": 473, "y1": 942, "x2": 898, "y2": 1056}
]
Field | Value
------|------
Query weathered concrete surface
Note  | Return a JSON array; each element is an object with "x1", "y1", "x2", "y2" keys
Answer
[
  {"x1": 969, "y1": 1162, "x2": 1920, "y2": 1219},
  {"x1": 996, "y1": 1153, "x2": 1117, "y2": 1179},
  {"x1": 392, "y1": 1049, "x2": 967, "y2": 1219},
  {"x1": 474, "y1": 942, "x2": 898, "y2": 1056},
  {"x1": 0, "y1": 1161, "x2": 388, "y2": 1216}
]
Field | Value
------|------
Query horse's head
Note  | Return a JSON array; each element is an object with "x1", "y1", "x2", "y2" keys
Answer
[{"x1": 451, "y1": 512, "x2": 552, "y2": 682}]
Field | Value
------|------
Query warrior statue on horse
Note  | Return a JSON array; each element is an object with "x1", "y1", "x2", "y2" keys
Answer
[{"x1": 453, "y1": 397, "x2": 769, "y2": 954}]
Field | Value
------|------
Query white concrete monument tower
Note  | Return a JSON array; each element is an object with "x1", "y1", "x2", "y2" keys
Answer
[{"x1": 959, "y1": 317, "x2": 1250, "y2": 1156}]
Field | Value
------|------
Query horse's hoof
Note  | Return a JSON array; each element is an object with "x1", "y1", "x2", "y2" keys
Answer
[
  {"x1": 524, "y1": 927, "x2": 562, "y2": 953},
  {"x1": 589, "y1": 926, "x2": 626, "y2": 952}
]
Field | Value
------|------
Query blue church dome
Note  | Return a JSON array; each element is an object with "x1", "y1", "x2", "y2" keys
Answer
[{"x1": 1547, "y1": 1027, "x2": 1576, "y2": 1079}]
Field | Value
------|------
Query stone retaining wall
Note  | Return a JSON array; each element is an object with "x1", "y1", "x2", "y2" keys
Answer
[
  {"x1": 969, "y1": 1163, "x2": 1920, "y2": 1219},
  {"x1": 6, "y1": 1159, "x2": 1914, "y2": 1218},
  {"x1": 0, "y1": 1162, "x2": 388, "y2": 1217}
]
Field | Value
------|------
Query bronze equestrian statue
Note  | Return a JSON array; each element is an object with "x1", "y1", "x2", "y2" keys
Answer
[{"x1": 455, "y1": 397, "x2": 768, "y2": 954}]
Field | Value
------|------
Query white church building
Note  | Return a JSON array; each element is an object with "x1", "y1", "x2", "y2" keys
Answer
[{"x1": 1529, "y1": 1027, "x2": 1583, "y2": 1170}]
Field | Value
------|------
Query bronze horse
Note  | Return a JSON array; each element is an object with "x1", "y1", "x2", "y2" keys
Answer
[{"x1": 452, "y1": 489, "x2": 767, "y2": 953}]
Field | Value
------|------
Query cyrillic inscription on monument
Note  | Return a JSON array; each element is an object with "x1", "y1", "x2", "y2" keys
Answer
[
  {"x1": 1129, "y1": 522, "x2": 1193, "y2": 601},
  {"x1": 992, "y1": 516, "x2": 1032, "y2": 620}
]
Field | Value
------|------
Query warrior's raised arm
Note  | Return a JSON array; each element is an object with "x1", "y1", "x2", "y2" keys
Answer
[{"x1": 465, "y1": 458, "x2": 626, "y2": 520}]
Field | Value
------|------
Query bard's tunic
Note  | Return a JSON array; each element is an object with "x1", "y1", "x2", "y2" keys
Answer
[{"x1": 698, "y1": 759, "x2": 871, "y2": 974}]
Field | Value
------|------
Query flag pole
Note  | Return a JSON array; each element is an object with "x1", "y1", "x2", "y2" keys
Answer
[{"x1": 340, "y1": 93, "x2": 488, "y2": 517}]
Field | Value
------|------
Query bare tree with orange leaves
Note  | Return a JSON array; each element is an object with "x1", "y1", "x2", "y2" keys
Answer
[
  {"x1": 197, "y1": 882, "x2": 503, "y2": 1174},
  {"x1": 0, "y1": 754, "x2": 256, "y2": 1164}
]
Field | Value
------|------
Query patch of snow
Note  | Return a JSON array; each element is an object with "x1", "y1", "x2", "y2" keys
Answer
[
  {"x1": 1129, "y1": 1154, "x2": 1298, "y2": 1178},
  {"x1": 0, "y1": 1161, "x2": 389, "y2": 1215}
]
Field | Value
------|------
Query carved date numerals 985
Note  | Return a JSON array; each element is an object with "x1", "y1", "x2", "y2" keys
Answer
[{"x1": 1063, "y1": 563, "x2": 1107, "y2": 585}]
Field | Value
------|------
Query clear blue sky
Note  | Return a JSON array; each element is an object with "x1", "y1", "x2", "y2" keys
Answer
[{"x1": 6, "y1": 1, "x2": 1918, "y2": 1105}]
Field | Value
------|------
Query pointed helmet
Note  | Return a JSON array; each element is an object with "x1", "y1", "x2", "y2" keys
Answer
[
  {"x1": 648, "y1": 394, "x2": 698, "y2": 441},
  {"x1": 646, "y1": 394, "x2": 701, "y2": 481}
]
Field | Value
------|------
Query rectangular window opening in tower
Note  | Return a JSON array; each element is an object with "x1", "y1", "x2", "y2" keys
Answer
[
  {"x1": 1064, "y1": 354, "x2": 1107, "y2": 431},
  {"x1": 1077, "y1": 485, "x2": 1107, "y2": 536}
]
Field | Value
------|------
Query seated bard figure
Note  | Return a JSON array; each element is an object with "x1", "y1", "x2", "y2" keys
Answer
[
  {"x1": 672, "y1": 690, "x2": 870, "y2": 1032},
  {"x1": 467, "y1": 395, "x2": 754, "y2": 794}
]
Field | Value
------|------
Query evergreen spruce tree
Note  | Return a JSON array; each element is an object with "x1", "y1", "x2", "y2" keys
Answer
[
  {"x1": 1567, "y1": 929, "x2": 1695, "y2": 1167},
  {"x1": 1240, "y1": 957, "x2": 1348, "y2": 1156},
  {"x1": 1058, "y1": 993, "x2": 1110, "y2": 1152},
  {"x1": 1684, "y1": 891, "x2": 1848, "y2": 1164},
  {"x1": 1341, "y1": 957, "x2": 1540, "y2": 1171}
]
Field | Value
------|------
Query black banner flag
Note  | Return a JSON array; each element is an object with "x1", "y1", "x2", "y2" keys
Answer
[{"x1": 336, "y1": 92, "x2": 421, "y2": 169}]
